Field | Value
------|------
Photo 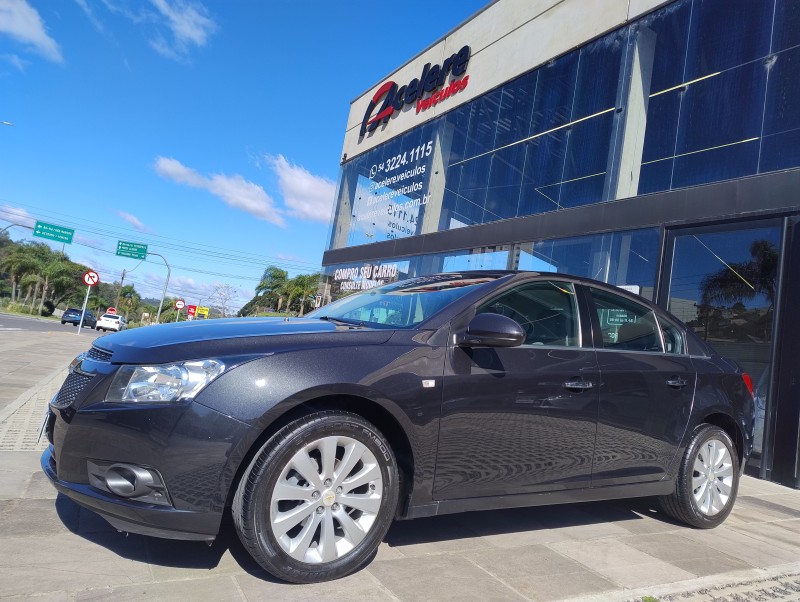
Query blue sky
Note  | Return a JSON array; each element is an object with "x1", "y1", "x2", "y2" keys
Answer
[{"x1": 0, "y1": 0, "x2": 487, "y2": 309}]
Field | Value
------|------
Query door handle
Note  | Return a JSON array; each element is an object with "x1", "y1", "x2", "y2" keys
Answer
[
  {"x1": 666, "y1": 377, "x2": 688, "y2": 389},
  {"x1": 563, "y1": 380, "x2": 594, "y2": 392}
]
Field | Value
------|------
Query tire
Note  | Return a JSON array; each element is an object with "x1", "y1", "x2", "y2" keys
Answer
[
  {"x1": 232, "y1": 411, "x2": 399, "y2": 583},
  {"x1": 61, "y1": 321, "x2": 65, "y2": 325},
  {"x1": 659, "y1": 424, "x2": 739, "y2": 528}
]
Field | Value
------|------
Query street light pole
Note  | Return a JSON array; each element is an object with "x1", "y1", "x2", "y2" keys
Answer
[
  {"x1": 0, "y1": 222, "x2": 33, "y2": 236},
  {"x1": 147, "y1": 252, "x2": 171, "y2": 324}
]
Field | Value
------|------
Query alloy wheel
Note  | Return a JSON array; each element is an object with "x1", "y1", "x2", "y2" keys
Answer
[{"x1": 269, "y1": 435, "x2": 383, "y2": 564}]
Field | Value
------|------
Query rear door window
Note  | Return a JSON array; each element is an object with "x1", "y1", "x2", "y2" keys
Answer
[{"x1": 588, "y1": 287, "x2": 664, "y2": 352}]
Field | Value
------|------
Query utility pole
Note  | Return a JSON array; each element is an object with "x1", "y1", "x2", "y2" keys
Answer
[{"x1": 114, "y1": 269, "x2": 126, "y2": 309}]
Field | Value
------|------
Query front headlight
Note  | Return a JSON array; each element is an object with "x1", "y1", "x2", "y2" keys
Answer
[{"x1": 105, "y1": 359, "x2": 225, "y2": 404}]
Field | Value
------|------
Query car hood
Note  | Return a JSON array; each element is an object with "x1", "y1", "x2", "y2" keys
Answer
[{"x1": 93, "y1": 317, "x2": 395, "y2": 364}]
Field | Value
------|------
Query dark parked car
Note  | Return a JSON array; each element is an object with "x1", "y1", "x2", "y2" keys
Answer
[
  {"x1": 60, "y1": 307, "x2": 96, "y2": 329},
  {"x1": 42, "y1": 272, "x2": 755, "y2": 583}
]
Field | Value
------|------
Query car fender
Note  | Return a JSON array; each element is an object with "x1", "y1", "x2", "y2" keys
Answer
[{"x1": 194, "y1": 341, "x2": 445, "y2": 512}]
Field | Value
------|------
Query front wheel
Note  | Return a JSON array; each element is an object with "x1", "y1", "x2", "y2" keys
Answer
[
  {"x1": 233, "y1": 411, "x2": 399, "y2": 583},
  {"x1": 232, "y1": 411, "x2": 399, "y2": 583},
  {"x1": 659, "y1": 424, "x2": 739, "y2": 528}
]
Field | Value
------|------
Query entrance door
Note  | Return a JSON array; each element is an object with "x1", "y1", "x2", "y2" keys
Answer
[{"x1": 658, "y1": 220, "x2": 781, "y2": 471}]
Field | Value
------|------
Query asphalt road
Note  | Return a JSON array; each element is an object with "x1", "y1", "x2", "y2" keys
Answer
[{"x1": 0, "y1": 312, "x2": 103, "y2": 337}]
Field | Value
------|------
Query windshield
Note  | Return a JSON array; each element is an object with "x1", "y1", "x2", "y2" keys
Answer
[{"x1": 308, "y1": 274, "x2": 499, "y2": 329}]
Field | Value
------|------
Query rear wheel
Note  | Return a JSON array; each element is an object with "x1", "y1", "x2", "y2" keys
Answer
[
  {"x1": 659, "y1": 424, "x2": 739, "y2": 528},
  {"x1": 233, "y1": 411, "x2": 399, "y2": 583}
]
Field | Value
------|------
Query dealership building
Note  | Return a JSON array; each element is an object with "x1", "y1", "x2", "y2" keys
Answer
[{"x1": 321, "y1": 0, "x2": 800, "y2": 488}]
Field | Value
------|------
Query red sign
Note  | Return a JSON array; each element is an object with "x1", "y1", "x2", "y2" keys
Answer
[
  {"x1": 187, "y1": 305, "x2": 197, "y2": 316},
  {"x1": 106, "y1": 307, "x2": 117, "y2": 315},
  {"x1": 82, "y1": 271, "x2": 99, "y2": 286},
  {"x1": 360, "y1": 45, "x2": 471, "y2": 137},
  {"x1": 175, "y1": 299, "x2": 186, "y2": 310}
]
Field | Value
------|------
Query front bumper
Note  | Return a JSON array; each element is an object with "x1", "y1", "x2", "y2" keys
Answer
[{"x1": 41, "y1": 445, "x2": 218, "y2": 541}]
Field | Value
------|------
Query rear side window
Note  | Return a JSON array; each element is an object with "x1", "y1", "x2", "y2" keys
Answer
[
  {"x1": 589, "y1": 287, "x2": 663, "y2": 352},
  {"x1": 477, "y1": 281, "x2": 580, "y2": 347},
  {"x1": 658, "y1": 318, "x2": 686, "y2": 354}
]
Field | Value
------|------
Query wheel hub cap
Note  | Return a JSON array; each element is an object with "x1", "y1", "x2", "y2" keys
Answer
[
  {"x1": 269, "y1": 435, "x2": 383, "y2": 564},
  {"x1": 691, "y1": 437, "x2": 734, "y2": 517}
]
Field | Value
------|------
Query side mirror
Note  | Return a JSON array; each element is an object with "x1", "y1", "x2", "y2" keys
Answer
[{"x1": 459, "y1": 313, "x2": 525, "y2": 348}]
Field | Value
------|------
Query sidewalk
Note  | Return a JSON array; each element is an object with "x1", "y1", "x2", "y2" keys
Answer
[{"x1": 1, "y1": 329, "x2": 800, "y2": 600}]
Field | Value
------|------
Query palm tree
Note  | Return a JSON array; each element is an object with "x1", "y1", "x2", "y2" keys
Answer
[
  {"x1": 255, "y1": 266, "x2": 288, "y2": 311},
  {"x1": 0, "y1": 245, "x2": 38, "y2": 302},
  {"x1": 278, "y1": 277, "x2": 303, "y2": 316},
  {"x1": 37, "y1": 255, "x2": 74, "y2": 316},
  {"x1": 701, "y1": 240, "x2": 778, "y2": 309},
  {"x1": 294, "y1": 273, "x2": 321, "y2": 316},
  {"x1": 120, "y1": 285, "x2": 140, "y2": 320}
]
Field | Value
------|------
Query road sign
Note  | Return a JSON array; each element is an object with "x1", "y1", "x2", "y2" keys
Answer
[
  {"x1": 82, "y1": 271, "x2": 100, "y2": 286},
  {"x1": 187, "y1": 305, "x2": 197, "y2": 316},
  {"x1": 106, "y1": 307, "x2": 117, "y2": 315},
  {"x1": 175, "y1": 299, "x2": 185, "y2": 310},
  {"x1": 33, "y1": 221, "x2": 74, "y2": 244},
  {"x1": 116, "y1": 240, "x2": 148, "y2": 260}
]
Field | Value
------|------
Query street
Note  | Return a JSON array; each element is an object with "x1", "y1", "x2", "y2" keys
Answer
[{"x1": 0, "y1": 312, "x2": 104, "y2": 336}]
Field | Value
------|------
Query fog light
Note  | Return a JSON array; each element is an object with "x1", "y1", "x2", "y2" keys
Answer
[{"x1": 87, "y1": 460, "x2": 171, "y2": 506}]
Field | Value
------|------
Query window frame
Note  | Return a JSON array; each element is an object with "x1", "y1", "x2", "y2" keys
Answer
[{"x1": 475, "y1": 279, "x2": 583, "y2": 348}]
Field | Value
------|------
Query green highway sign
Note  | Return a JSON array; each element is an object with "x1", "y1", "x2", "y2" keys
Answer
[
  {"x1": 33, "y1": 221, "x2": 74, "y2": 244},
  {"x1": 116, "y1": 240, "x2": 148, "y2": 260}
]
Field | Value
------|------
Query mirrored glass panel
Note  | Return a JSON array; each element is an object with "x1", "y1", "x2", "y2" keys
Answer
[{"x1": 667, "y1": 221, "x2": 781, "y2": 467}]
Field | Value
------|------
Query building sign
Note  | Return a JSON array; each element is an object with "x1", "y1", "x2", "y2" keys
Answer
[
  {"x1": 195, "y1": 306, "x2": 209, "y2": 319},
  {"x1": 349, "y1": 139, "x2": 435, "y2": 245},
  {"x1": 360, "y1": 45, "x2": 472, "y2": 137},
  {"x1": 333, "y1": 263, "x2": 400, "y2": 292}
]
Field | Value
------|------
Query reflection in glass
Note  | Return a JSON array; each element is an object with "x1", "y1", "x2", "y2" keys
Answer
[
  {"x1": 517, "y1": 229, "x2": 660, "y2": 300},
  {"x1": 668, "y1": 223, "x2": 780, "y2": 466}
]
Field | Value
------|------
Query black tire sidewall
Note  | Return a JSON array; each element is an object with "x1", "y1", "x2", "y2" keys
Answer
[
  {"x1": 681, "y1": 425, "x2": 739, "y2": 527},
  {"x1": 239, "y1": 412, "x2": 398, "y2": 582}
]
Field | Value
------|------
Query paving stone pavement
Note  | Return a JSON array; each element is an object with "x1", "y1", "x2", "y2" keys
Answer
[{"x1": 2, "y1": 326, "x2": 800, "y2": 600}]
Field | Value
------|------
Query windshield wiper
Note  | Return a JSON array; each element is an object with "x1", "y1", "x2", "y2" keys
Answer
[{"x1": 317, "y1": 316, "x2": 366, "y2": 327}]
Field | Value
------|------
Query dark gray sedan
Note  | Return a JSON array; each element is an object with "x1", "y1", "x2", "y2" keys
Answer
[{"x1": 42, "y1": 272, "x2": 755, "y2": 583}]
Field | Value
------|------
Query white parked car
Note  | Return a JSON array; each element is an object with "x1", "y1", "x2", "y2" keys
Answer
[{"x1": 96, "y1": 314, "x2": 128, "y2": 332}]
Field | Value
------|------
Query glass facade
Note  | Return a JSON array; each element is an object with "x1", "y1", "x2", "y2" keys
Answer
[
  {"x1": 327, "y1": 0, "x2": 800, "y2": 253},
  {"x1": 322, "y1": 0, "x2": 800, "y2": 485}
]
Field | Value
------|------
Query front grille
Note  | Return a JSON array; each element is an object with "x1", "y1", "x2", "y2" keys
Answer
[
  {"x1": 51, "y1": 371, "x2": 94, "y2": 409},
  {"x1": 86, "y1": 346, "x2": 112, "y2": 362}
]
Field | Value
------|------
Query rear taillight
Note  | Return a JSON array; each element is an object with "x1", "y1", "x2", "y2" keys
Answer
[{"x1": 742, "y1": 373, "x2": 754, "y2": 397}]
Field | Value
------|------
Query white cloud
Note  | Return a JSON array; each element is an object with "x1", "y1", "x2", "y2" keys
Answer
[
  {"x1": 117, "y1": 210, "x2": 149, "y2": 232},
  {"x1": 0, "y1": 53, "x2": 27, "y2": 71},
  {"x1": 154, "y1": 156, "x2": 286, "y2": 227},
  {"x1": 270, "y1": 155, "x2": 336, "y2": 223},
  {"x1": 78, "y1": 0, "x2": 215, "y2": 62},
  {"x1": 74, "y1": 0, "x2": 107, "y2": 35},
  {"x1": 148, "y1": 0, "x2": 216, "y2": 61},
  {"x1": 0, "y1": 203, "x2": 36, "y2": 228},
  {"x1": 0, "y1": 0, "x2": 63, "y2": 63}
]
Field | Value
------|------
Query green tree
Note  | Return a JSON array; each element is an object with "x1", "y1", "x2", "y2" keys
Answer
[
  {"x1": 255, "y1": 266, "x2": 288, "y2": 311},
  {"x1": 0, "y1": 244, "x2": 38, "y2": 303},
  {"x1": 119, "y1": 285, "x2": 141, "y2": 320},
  {"x1": 294, "y1": 273, "x2": 320, "y2": 316}
]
